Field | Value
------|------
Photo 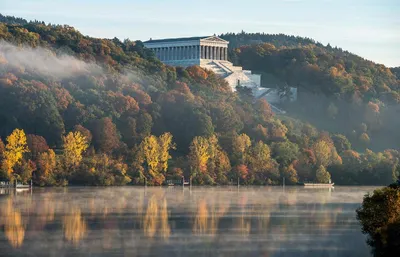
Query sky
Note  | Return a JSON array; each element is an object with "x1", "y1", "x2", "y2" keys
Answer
[{"x1": 1, "y1": 0, "x2": 399, "y2": 67}]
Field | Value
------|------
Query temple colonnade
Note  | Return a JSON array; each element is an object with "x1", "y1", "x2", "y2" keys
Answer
[{"x1": 153, "y1": 45, "x2": 228, "y2": 61}]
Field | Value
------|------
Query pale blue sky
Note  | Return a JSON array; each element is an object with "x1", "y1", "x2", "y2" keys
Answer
[{"x1": 1, "y1": 0, "x2": 399, "y2": 67}]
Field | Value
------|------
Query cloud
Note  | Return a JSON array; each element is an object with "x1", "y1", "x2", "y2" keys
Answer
[{"x1": 0, "y1": 41, "x2": 102, "y2": 79}]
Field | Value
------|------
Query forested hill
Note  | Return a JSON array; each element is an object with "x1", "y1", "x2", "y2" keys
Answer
[
  {"x1": 220, "y1": 32, "x2": 320, "y2": 49},
  {"x1": 222, "y1": 32, "x2": 400, "y2": 152},
  {"x1": 0, "y1": 15, "x2": 399, "y2": 187},
  {"x1": 0, "y1": 14, "x2": 28, "y2": 25}
]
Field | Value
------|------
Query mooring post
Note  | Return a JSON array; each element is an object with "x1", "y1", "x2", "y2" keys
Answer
[
  {"x1": 237, "y1": 177, "x2": 239, "y2": 187},
  {"x1": 182, "y1": 176, "x2": 185, "y2": 188}
]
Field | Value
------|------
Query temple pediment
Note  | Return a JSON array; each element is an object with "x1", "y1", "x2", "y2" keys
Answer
[{"x1": 201, "y1": 36, "x2": 229, "y2": 43}]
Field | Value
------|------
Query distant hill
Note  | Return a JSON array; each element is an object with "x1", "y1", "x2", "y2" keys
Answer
[
  {"x1": 220, "y1": 32, "x2": 320, "y2": 49},
  {"x1": 0, "y1": 14, "x2": 28, "y2": 25}
]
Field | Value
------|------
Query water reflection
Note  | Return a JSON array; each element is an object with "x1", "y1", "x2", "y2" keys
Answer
[
  {"x1": 0, "y1": 198, "x2": 25, "y2": 248},
  {"x1": 62, "y1": 207, "x2": 87, "y2": 244},
  {"x1": 143, "y1": 195, "x2": 170, "y2": 239},
  {"x1": 0, "y1": 186, "x2": 376, "y2": 256}
]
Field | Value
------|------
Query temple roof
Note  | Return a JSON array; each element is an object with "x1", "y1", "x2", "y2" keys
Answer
[
  {"x1": 144, "y1": 36, "x2": 209, "y2": 43},
  {"x1": 144, "y1": 36, "x2": 228, "y2": 43}
]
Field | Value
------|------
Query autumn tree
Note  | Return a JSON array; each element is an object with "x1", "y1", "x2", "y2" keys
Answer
[
  {"x1": 135, "y1": 133, "x2": 175, "y2": 185},
  {"x1": 232, "y1": 133, "x2": 251, "y2": 164},
  {"x1": 91, "y1": 117, "x2": 120, "y2": 154},
  {"x1": 1, "y1": 129, "x2": 29, "y2": 178},
  {"x1": 26, "y1": 134, "x2": 49, "y2": 159},
  {"x1": 282, "y1": 164, "x2": 299, "y2": 185},
  {"x1": 36, "y1": 149, "x2": 57, "y2": 186},
  {"x1": 248, "y1": 141, "x2": 279, "y2": 184},
  {"x1": 315, "y1": 165, "x2": 331, "y2": 183},
  {"x1": 255, "y1": 98, "x2": 273, "y2": 122},
  {"x1": 189, "y1": 136, "x2": 211, "y2": 175},
  {"x1": 62, "y1": 131, "x2": 88, "y2": 169},
  {"x1": 73, "y1": 125, "x2": 92, "y2": 145}
]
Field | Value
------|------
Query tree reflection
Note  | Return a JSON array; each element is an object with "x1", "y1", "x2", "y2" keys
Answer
[
  {"x1": 192, "y1": 197, "x2": 229, "y2": 236},
  {"x1": 0, "y1": 198, "x2": 25, "y2": 248},
  {"x1": 143, "y1": 195, "x2": 170, "y2": 239},
  {"x1": 62, "y1": 207, "x2": 87, "y2": 244}
]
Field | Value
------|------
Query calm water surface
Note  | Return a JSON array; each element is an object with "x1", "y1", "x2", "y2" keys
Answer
[{"x1": 0, "y1": 186, "x2": 377, "y2": 257}]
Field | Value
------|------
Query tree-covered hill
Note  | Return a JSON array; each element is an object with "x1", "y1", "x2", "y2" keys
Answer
[
  {"x1": 223, "y1": 32, "x2": 400, "y2": 152},
  {"x1": 0, "y1": 16, "x2": 398, "y2": 187}
]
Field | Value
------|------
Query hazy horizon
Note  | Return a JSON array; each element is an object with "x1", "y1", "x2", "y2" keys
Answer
[{"x1": 1, "y1": 0, "x2": 399, "y2": 67}]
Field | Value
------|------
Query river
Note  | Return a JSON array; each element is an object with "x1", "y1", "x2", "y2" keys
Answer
[{"x1": 0, "y1": 186, "x2": 377, "y2": 256}]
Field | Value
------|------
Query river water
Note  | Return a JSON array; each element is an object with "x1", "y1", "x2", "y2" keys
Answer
[{"x1": 0, "y1": 186, "x2": 377, "y2": 257}]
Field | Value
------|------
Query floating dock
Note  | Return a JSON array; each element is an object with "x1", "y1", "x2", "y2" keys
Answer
[
  {"x1": 0, "y1": 181, "x2": 32, "y2": 188},
  {"x1": 303, "y1": 183, "x2": 334, "y2": 188}
]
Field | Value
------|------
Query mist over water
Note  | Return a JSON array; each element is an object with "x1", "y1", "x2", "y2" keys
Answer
[{"x1": 0, "y1": 186, "x2": 376, "y2": 257}]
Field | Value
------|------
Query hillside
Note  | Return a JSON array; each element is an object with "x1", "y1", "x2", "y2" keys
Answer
[
  {"x1": 0, "y1": 15, "x2": 399, "y2": 186},
  {"x1": 222, "y1": 32, "x2": 400, "y2": 152}
]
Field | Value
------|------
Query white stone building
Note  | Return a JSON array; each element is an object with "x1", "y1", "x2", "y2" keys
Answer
[
  {"x1": 143, "y1": 36, "x2": 261, "y2": 90},
  {"x1": 144, "y1": 36, "x2": 296, "y2": 113}
]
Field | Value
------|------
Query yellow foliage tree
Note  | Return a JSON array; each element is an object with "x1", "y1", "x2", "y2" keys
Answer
[
  {"x1": 1, "y1": 129, "x2": 29, "y2": 176},
  {"x1": 63, "y1": 132, "x2": 88, "y2": 168},
  {"x1": 157, "y1": 132, "x2": 175, "y2": 173},
  {"x1": 139, "y1": 133, "x2": 175, "y2": 185},
  {"x1": 232, "y1": 133, "x2": 251, "y2": 164},
  {"x1": 189, "y1": 136, "x2": 211, "y2": 174}
]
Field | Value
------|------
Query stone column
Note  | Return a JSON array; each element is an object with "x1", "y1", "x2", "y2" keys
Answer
[
  {"x1": 224, "y1": 47, "x2": 228, "y2": 61},
  {"x1": 198, "y1": 45, "x2": 201, "y2": 59},
  {"x1": 201, "y1": 45, "x2": 204, "y2": 59}
]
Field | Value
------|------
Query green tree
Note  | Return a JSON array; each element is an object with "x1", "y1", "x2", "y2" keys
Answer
[
  {"x1": 356, "y1": 186, "x2": 400, "y2": 257},
  {"x1": 272, "y1": 141, "x2": 299, "y2": 166},
  {"x1": 232, "y1": 133, "x2": 251, "y2": 164},
  {"x1": 315, "y1": 165, "x2": 331, "y2": 183},
  {"x1": 332, "y1": 134, "x2": 351, "y2": 153}
]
